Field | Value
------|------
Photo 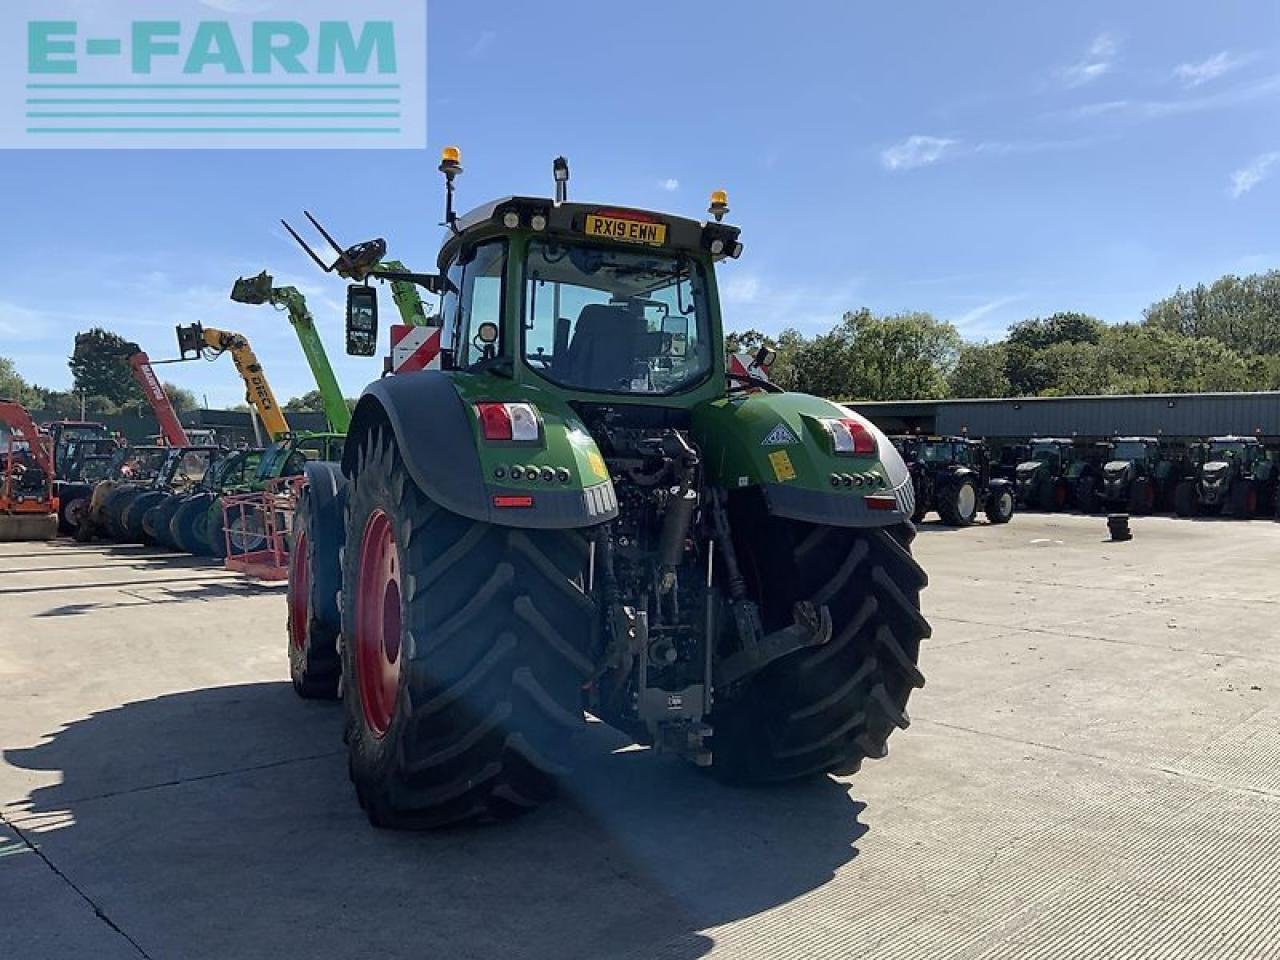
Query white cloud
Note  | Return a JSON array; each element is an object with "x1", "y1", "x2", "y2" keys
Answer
[
  {"x1": 658, "y1": 178, "x2": 679, "y2": 192},
  {"x1": 880, "y1": 135, "x2": 1094, "y2": 172},
  {"x1": 1229, "y1": 152, "x2": 1280, "y2": 198},
  {"x1": 953, "y1": 295, "x2": 1024, "y2": 333},
  {"x1": 1175, "y1": 51, "x2": 1252, "y2": 88},
  {"x1": 467, "y1": 31, "x2": 496, "y2": 59},
  {"x1": 1067, "y1": 72, "x2": 1280, "y2": 122},
  {"x1": 880, "y1": 135, "x2": 957, "y2": 171},
  {"x1": 1059, "y1": 32, "x2": 1118, "y2": 89}
]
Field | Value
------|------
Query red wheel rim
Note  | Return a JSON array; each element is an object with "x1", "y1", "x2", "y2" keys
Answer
[
  {"x1": 288, "y1": 530, "x2": 309, "y2": 652},
  {"x1": 355, "y1": 509, "x2": 402, "y2": 737}
]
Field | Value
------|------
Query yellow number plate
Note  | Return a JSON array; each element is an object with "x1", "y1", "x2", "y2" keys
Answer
[{"x1": 583, "y1": 214, "x2": 667, "y2": 246}]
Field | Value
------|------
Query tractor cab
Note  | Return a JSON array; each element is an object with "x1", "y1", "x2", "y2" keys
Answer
[
  {"x1": 205, "y1": 447, "x2": 265, "y2": 492},
  {"x1": 47, "y1": 420, "x2": 111, "y2": 480},
  {"x1": 155, "y1": 446, "x2": 223, "y2": 493},
  {"x1": 1203, "y1": 436, "x2": 1262, "y2": 471},
  {"x1": 111, "y1": 445, "x2": 170, "y2": 483},
  {"x1": 1019, "y1": 439, "x2": 1071, "y2": 475},
  {"x1": 256, "y1": 432, "x2": 346, "y2": 483},
  {"x1": 1107, "y1": 437, "x2": 1160, "y2": 470}
]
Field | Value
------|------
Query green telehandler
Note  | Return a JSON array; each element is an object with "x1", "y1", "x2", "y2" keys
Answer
[{"x1": 282, "y1": 150, "x2": 932, "y2": 830}]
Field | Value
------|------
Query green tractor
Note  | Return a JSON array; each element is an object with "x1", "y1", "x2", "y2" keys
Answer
[
  {"x1": 1174, "y1": 436, "x2": 1278, "y2": 519},
  {"x1": 1098, "y1": 437, "x2": 1182, "y2": 514},
  {"x1": 284, "y1": 151, "x2": 931, "y2": 829},
  {"x1": 1013, "y1": 438, "x2": 1103, "y2": 512}
]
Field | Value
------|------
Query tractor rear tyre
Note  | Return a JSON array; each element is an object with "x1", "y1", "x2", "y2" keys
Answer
[
  {"x1": 909, "y1": 474, "x2": 930, "y2": 523},
  {"x1": 1229, "y1": 479, "x2": 1258, "y2": 519},
  {"x1": 984, "y1": 486, "x2": 1014, "y2": 524},
  {"x1": 937, "y1": 479, "x2": 979, "y2": 526},
  {"x1": 1173, "y1": 481, "x2": 1196, "y2": 518},
  {"x1": 1128, "y1": 477, "x2": 1156, "y2": 515},
  {"x1": 340, "y1": 428, "x2": 594, "y2": 828},
  {"x1": 710, "y1": 509, "x2": 928, "y2": 784},
  {"x1": 288, "y1": 484, "x2": 342, "y2": 700},
  {"x1": 1034, "y1": 479, "x2": 1058, "y2": 512}
]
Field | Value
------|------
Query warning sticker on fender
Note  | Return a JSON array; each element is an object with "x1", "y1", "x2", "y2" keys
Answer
[{"x1": 768, "y1": 450, "x2": 797, "y2": 482}]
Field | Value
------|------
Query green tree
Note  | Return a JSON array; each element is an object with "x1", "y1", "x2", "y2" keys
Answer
[
  {"x1": 1005, "y1": 312, "x2": 1105, "y2": 396},
  {"x1": 948, "y1": 342, "x2": 1011, "y2": 398},
  {"x1": 284, "y1": 389, "x2": 326, "y2": 413},
  {"x1": 162, "y1": 383, "x2": 198, "y2": 413},
  {"x1": 68, "y1": 328, "x2": 144, "y2": 408},
  {"x1": 0, "y1": 356, "x2": 40, "y2": 407},
  {"x1": 838, "y1": 309, "x2": 961, "y2": 400},
  {"x1": 1143, "y1": 270, "x2": 1280, "y2": 357}
]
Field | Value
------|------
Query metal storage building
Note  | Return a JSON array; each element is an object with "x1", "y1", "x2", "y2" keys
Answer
[{"x1": 852, "y1": 392, "x2": 1280, "y2": 442}]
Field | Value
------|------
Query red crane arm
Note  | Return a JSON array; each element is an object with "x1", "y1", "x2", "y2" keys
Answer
[
  {"x1": 0, "y1": 400, "x2": 55, "y2": 476},
  {"x1": 128, "y1": 352, "x2": 190, "y2": 446}
]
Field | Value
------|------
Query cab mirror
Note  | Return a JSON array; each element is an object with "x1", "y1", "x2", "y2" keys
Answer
[{"x1": 346, "y1": 285, "x2": 379, "y2": 357}]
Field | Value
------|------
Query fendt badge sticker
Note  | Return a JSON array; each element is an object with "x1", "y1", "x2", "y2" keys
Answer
[{"x1": 762, "y1": 423, "x2": 798, "y2": 446}]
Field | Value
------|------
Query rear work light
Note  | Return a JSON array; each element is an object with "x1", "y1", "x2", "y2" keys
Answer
[
  {"x1": 820, "y1": 417, "x2": 877, "y2": 456},
  {"x1": 474, "y1": 402, "x2": 542, "y2": 444}
]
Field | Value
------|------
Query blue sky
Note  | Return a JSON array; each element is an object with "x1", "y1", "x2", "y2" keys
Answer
[{"x1": 1, "y1": 0, "x2": 1277, "y2": 407}]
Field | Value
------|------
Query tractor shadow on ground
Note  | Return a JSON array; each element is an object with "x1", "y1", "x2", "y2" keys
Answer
[{"x1": 5, "y1": 682, "x2": 867, "y2": 960}]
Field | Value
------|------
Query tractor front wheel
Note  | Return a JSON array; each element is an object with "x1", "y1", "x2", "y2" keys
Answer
[
  {"x1": 144, "y1": 496, "x2": 184, "y2": 549},
  {"x1": 937, "y1": 479, "x2": 978, "y2": 526},
  {"x1": 1229, "y1": 480, "x2": 1258, "y2": 519},
  {"x1": 340, "y1": 427, "x2": 594, "y2": 828},
  {"x1": 1173, "y1": 481, "x2": 1196, "y2": 517},
  {"x1": 1128, "y1": 478, "x2": 1156, "y2": 515},
  {"x1": 984, "y1": 486, "x2": 1014, "y2": 524},
  {"x1": 171, "y1": 495, "x2": 214, "y2": 555},
  {"x1": 711, "y1": 510, "x2": 929, "y2": 784},
  {"x1": 288, "y1": 485, "x2": 341, "y2": 700},
  {"x1": 1075, "y1": 477, "x2": 1100, "y2": 514},
  {"x1": 123, "y1": 491, "x2": 167, "y2": 543}
]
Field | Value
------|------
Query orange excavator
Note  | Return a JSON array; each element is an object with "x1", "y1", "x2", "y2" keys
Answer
[{"x1": 0, "y1": 399, "x2": 59, "y2": 541}]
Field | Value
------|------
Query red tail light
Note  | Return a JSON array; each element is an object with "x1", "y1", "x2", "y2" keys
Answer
[
  {"x1": 474, "y1": 402, "x2": 541, "y2": 443},
  {"x1": 821, "y1": 417, "x2": 877, "y2": 456}
]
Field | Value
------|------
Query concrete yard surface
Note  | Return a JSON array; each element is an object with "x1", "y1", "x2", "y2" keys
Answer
[{"x1": 1, "y1": 515, "x2": 1278, "y2": 959}]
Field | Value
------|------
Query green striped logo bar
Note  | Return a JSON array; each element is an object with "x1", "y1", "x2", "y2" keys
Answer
[{"x1": 3, "y1": 0, "x2": 426, "y2": 149}]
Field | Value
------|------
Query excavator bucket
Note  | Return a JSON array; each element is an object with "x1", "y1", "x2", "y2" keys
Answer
[{"x1": 0, "y1": 512, "x2": 58, "y2": 542}]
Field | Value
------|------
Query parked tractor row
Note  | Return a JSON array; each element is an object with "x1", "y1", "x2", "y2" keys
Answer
[{"x1": 902, "y1": 434, "x2": 1280, "y2": 520}]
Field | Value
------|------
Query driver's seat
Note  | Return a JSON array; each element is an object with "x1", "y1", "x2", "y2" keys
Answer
[{"x1": 563, "y1": 305, "x2": 643, "y2": 388}]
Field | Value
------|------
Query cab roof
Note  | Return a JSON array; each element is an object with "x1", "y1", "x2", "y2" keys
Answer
[{"x1": 439, "y1": 197, "x2": 742, "y2": 269}]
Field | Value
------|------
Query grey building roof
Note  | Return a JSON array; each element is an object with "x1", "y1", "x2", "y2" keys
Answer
[{"x1": 851, "y1": 391, "x2": 1280, "y2": 441}]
